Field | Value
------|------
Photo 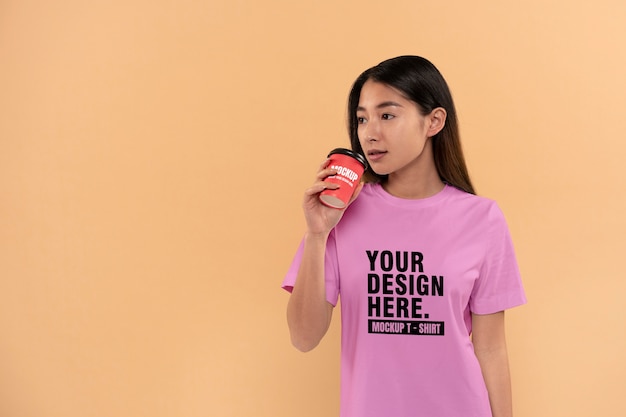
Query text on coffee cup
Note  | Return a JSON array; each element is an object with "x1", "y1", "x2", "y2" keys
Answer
[{"x1": 330, "y1": 165, "x2": 359, "y2": 182}]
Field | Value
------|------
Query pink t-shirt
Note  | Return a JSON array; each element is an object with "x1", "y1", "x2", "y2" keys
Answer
[{"x1": 283, "y1": 183, "x2": 526, "y2": 417}]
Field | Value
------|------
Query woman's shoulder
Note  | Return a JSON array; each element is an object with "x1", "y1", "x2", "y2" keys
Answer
[
  {"x1": 447, "y1": 184, "x2": 497, "y2": 205},
  {"x1": 446, "y1": 186, "x2": 510, "y2": 226},
  {"x1": 354, "y1": 182, "x2": 504, "y2": 216}
]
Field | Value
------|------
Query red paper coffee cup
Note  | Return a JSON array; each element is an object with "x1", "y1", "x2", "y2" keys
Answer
[{"x1": 319, "y1": 148, "x2": 368, "y2": 209}]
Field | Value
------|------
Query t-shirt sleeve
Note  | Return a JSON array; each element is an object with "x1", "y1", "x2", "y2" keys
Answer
[
  {"x1": 469, "y1": 202, "x2": 527, "y2": 314},
  {"x1": 281, "y1": 231, "x2": 340, "y2": 307}
]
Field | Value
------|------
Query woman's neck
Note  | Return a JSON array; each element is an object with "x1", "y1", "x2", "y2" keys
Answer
[
  {"x1": 382, "y1": 142, "x2": 445, "y2": 199},
  {"x1": 382, "y1": 173, "x2": 445, "y2": 199}
]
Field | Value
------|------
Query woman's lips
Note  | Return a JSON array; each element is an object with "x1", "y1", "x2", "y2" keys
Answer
[{"x1": 367, "y1": 150, "x2": 387, "y2": 162}]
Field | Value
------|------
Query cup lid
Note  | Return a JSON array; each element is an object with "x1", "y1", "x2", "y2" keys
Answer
[{"x1": 327, "y1": 148, "x2": 368, "y2": 170}]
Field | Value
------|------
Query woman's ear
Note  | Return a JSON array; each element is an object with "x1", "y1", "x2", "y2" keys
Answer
[{"x1": 427, "y1": 107, "x2": 447, "y2": 137}]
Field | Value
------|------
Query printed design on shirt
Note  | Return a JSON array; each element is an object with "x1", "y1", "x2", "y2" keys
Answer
[{"x1": 366, "y1": 250, "x2": 445, "y2": 336}]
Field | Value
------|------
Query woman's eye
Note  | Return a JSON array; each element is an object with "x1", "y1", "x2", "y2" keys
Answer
[
  {"x1": 357, "y1": 117, "x2": 366, "y2": 124},
  {"x1": 382, "y1": 113, "x2": 395, "y2": 120}
]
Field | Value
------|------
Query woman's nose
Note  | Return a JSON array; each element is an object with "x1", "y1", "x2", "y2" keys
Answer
[{"x1": 363, "y1": 120, "x2": 379, "y2": 141}]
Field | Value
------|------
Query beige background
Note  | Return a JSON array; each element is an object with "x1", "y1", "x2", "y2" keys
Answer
[{"x1": 1, "y1": 1, "x2": 625, "y2": 416}]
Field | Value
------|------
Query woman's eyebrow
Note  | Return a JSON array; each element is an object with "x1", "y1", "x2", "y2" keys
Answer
[{"x1": 356, "y1": 101, "x2": 404, "y2": 112}]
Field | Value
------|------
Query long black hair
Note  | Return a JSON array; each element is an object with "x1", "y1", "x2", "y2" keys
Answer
[{"x1": 348, "y1": 56, "x2": 475, "y2": 194}]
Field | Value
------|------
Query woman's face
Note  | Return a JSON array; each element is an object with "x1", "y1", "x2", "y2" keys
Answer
[{"x1": 356, "y1": 80, "x2": 438, "y2": 178}]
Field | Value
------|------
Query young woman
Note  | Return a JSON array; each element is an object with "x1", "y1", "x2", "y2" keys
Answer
[{"x1": 283, "y1": 56, "x2": 526, "y2": 417}]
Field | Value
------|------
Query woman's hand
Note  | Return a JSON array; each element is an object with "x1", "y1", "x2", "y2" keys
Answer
[{"x1": 302, "y1": 158, "x2": 363, "y2": 237}]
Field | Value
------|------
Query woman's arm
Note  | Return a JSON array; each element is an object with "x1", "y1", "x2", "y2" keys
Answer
[
  {"x1": 286, "y1": 160, "x2": 363, "y2": 352},
  {"x1": 286, "y1": 161, "x2": 350, "y2": 352},
  {"x1": 286, "y1": 232, "x2": 334, "y2": 352},
  {"x1": 472, "y1": 311, "x2": 513, "y2": 417}
]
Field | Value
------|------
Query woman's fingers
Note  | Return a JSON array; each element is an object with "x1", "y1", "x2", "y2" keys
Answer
[
  {"x1": 302, "y1": 159, "x2": 338, "y2": 199},
  {"x1": 305, "y1": 180, "x2": 339, "y2": 197},
  {"x1": 313, "y1": 158, "x2": 330, "y2": 180}
]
